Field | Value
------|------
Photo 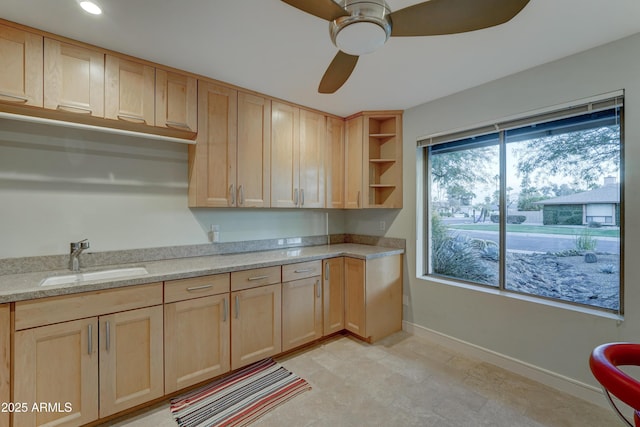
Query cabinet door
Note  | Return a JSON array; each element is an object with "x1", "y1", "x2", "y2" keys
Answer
[
  {"x1": 344, "y1": 257, "x2": 366, "y2": 338},
  {"x1": 365, "y1": 254, "x2": 403, "y2": 342},
  {"x1": 231, "y1": 283, "x2": 282, "y2": 369},
  {"x1": 270, "y1": 101, "x2": 299, "y2": 208},
  {"x1": 99, "y1": 305, "x2": 164, "y2": 417},
  {"x1": 105, "y1": 55, "x2": 155, "y2": 125},
  {"x1": 165, "y1": 294, "x2": 231, "y2": 394},
  {"x1": 282, "y1": 276, "x2": 323, "y2": 352},
  {"x1": 326, "y1": 117, "x2": 345, "y2": 209},
  {"x1": 345, "y1": 116, "x2": 364, "y2": 209},
  {"x1": 189, "y1": 82, "x2": 238, "y2": 207},
  {"x1": 298, "y1": 109, "x2": 326, "y2": 208},
  {"x1": 0, "y1": 24, "x2": 43, "y2": 107},
  {"x1": 155, "y1": 69, "x2": 197, "y2": 132},
  {"x1": 323, "y1": 257, "x2": 345, "y2": 335},
  {"x1": 14, "y1": 318, "x2": 99, "y2": 427},
  {"x1": 0, "y1": 305, "x2": 10, "y2": 427},
  {"x1": 44, "y1": 38, "x2": 104, "y2": 117},
  {"x1": 237, "y1": 92, "x2": 271, "y2": 207}
]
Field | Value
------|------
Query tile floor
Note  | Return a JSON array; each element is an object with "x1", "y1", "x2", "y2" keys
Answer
[{"x1": 104, "y1": 332, "x2": 621, "y2": 427}]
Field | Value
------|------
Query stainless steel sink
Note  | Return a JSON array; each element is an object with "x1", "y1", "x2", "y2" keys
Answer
[{"x1": 40, "y1": 267, "x2": 149, "y2": 287}]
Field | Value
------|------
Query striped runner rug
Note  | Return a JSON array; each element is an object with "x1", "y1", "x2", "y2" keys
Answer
[{"x1": 170, "y1": 358, "x2": 311, "y2": 427}]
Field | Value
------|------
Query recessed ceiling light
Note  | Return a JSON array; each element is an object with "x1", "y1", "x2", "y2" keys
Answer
[{"x1": 79, "y1": 1, "x2": 102, "y2": 15}]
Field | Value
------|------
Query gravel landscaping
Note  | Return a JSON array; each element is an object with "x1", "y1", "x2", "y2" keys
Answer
[{"x1": 499, "y1": 252, "x2": 620, "y2": 310}]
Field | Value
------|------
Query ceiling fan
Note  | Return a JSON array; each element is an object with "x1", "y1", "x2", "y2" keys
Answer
[{"x1": 281, "y1": 0, "x2": 530, "y2": 93}]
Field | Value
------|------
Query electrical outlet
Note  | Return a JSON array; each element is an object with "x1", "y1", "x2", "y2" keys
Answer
[
  {"x1": 210, "y1": 224, "x2": 220, "y2": 243},
  {"x1": 379, "y1": 221, "x2": 386, "y2": 231}
]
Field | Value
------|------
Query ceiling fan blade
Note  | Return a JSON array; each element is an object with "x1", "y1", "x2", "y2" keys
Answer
[
  {"x1": 390, "y1": 0, "x2": 530, "y2": 37},
  {"x1": 280, "y1": 0, "x2": 349, "y2": 21},
  {"x1": 318, "y1": 51, "x2": 359, "y2": 94}
]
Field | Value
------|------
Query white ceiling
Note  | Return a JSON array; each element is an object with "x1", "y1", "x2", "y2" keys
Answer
[{"x1": 1, "y1": 0, "x2": 639, "y2": 117}]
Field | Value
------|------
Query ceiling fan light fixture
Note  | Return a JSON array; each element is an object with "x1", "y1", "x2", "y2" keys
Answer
[
  {"x1": 335, "y1": 22, "x2": 387, "y2": 55},
  {"x1": 330, "y1": 0, "x2": 391, "y2": 55}
]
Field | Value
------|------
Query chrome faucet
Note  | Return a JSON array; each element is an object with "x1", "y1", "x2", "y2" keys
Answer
[{"x1": 69, "y1": 239, "x2": 90, "y2": 271}]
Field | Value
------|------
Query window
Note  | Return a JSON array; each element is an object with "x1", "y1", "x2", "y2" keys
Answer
[{"x1": 419, "y1": 95, "x2": 623, "y2": 313}]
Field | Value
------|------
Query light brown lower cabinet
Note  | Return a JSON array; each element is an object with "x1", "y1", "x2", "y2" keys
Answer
[
  {"x1": 98, "y1": 305, "x2": 164, "y2": 417},
  {"x1": 323, "y1": 257, "x2": 345, "y2": 335},
  {"x1": 0, "y1": 304, "x2": 9, "y2": 427},
  {"x1": 344, "y1": 254, "x2": 402, "y2": 343},
  {"x1": 164, "y1": 293, "x2": 231, "y2": 393},
  {"x1": 282, "y1": 276, "x2": 323, "y2": 352},
  {"x1": 14, "y1": 317, "x2": 99, "y2": 427},
  {"x1": 12, "y1": 284, "x2": 164, "y2": 427},
  {"x1": 231, "y1": 283, "x2": 282, "y2": 370}
]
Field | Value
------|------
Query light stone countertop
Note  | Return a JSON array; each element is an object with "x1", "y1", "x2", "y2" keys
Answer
[{"x1": 0, "y1": 243, "x2": 404, "y2": 303}]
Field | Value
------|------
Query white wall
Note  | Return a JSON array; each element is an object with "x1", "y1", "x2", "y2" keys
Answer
[
  {"x1": 348, "y1": 32, "x2": 640, "y2": 391},
  {"x1": 0, "y1": 119, "x2": 344, "y2": 259}
]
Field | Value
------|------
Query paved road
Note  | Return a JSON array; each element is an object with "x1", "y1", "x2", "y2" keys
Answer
[{"x1": 447, "y1": 228, "x2": 620, "y2": 254}]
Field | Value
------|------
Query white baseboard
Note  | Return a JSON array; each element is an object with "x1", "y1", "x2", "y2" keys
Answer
[{"x1": 402, "y1": 320, "x2": 609, "y2": 409}]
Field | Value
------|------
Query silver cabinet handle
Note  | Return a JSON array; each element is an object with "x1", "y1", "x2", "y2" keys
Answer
[
  {"x1": 294, "y1": 268, "x2": 313, "y2": 273},
  {"x1": 248, "y1": 275, "x2": 268, "y2": 281},
  {"x1": 165, "y1": 120, "x2": 191, "y2": 131},
  {"x1": 57, "y1": 103, "x2": 92, "y2": 114},
  {"x1": 301, "y1": 189, "x2": 305, "y2": 206},
  {"x1": 230, "y1": 184, "x2": 236, "y2": 206},
  {"x1": 117, "y1": 113, "x2": 146, "y2": 124},
  {"x1": 294, "y1": 189, "x2": 299, "y2": 206},
  {"x1": 88, "y1": 324, "x2": 93, "y2": 355},
  {"x1": 239, "y1": 185, "x2": 245, "y2": 206},
  {"x1": 234, "y1": 295, "x2": 239, "y2": 319},
  {"x1": 357, "y1": 190, "x2": 361, "y2": 208},
  {"x1": 0, "y1": 92, "x2": 28, "y2": 103},
  {"x1": 186, "y1": 284, "x2": 213, "y2": 292},
  {"x1": 325, "y1": 262, "x2": 330, "y2": 281},
  {"x1": 105, "y1": 320, "x2": 111, "y2": 352},
  {"x1": 223, "y1": 297, "x2": 228, "y2": 322},
  {"x1": 315, "y1": 280, "x2": 321, "y2": 298}
]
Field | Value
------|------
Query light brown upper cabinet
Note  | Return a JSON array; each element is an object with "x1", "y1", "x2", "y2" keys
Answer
[
  {"x1": 326, "y1": 117, "x2": 346, "y2": 209},
  {"x1": 105, "y1": 55, "x2": 155, "y2": 125},
  {"x1": 345, "y1": 111, "x2": 403, "y2": 208},
  {"x1": 0, "y1": 24, "x2": 43, "y2": 107},
  {"x1": 236, "y1": 92, "x2": 271, "y2": 207},
  {"x1": 44, "y1": 38, "x2": 104, "y2": 117},
  {"x1": 189, "y1": 84, "x2": 270, "y2": 208},
  {"x1": 155, "y1": 68, "x2": 197, "y2": 133},
  {"x1": 345, "y1": 115, "x2": 364, "y2": 209},
  {"x1": 271, "y1": 102, "x2": 325, "y2": 208},
  {"x1": 189, "y1": 82, "x2": 238, "y2": 207}
]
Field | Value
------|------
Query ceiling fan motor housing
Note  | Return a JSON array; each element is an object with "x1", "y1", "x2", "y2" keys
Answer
[{"x1": 330, "y1": 0, "x2": 392, "y2": 55}]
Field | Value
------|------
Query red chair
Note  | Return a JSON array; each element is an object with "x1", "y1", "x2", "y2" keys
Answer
[{"x1": 590, "y1": 343, "x2": 640, "y2": 426}]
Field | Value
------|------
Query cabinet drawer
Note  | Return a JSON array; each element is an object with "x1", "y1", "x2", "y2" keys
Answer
[
  {"x1": 15, "y1": 283, "x2": 163, "y2": 330},
  {"x1": 231, "y1": 266, "x2": 281, "y2": 291},
  {"x1": 164, "y1": 274, "x2": 229, "y2": 303},
  {"x1": 282, "y1": 260, "x2": 322, "y2": 282}
]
